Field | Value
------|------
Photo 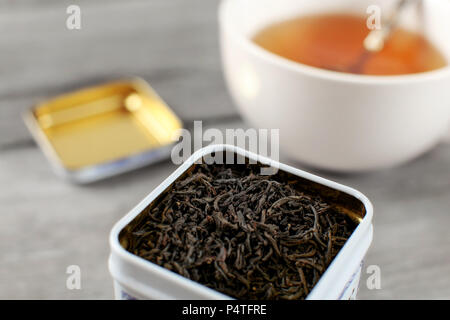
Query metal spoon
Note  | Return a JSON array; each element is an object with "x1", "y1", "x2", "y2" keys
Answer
[{"x1": 346, "y1": 0, "x2": 419, "y2": 73}]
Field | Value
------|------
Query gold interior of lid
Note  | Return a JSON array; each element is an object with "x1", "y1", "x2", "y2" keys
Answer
[{"x1": 32, "y1": 80, "x2": 182, "y2": 169}]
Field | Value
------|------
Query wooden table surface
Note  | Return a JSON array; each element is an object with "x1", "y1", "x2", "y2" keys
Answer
[{"x1": 1, "y1": 0, "x2": 449, "y2": 299}]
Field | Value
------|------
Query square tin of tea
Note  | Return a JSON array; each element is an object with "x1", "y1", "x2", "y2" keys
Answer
[
  {"x1": 24, "y1": 78, "x2": 182, "y2": 183},
  {"x1": 109, "y1": 145, "x2": 373, "y2": 300}
]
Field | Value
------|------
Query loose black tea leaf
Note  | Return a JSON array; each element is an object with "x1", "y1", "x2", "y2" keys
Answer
[{"x1": 121, "y1": 162, "x2": 356, "y2": 300}]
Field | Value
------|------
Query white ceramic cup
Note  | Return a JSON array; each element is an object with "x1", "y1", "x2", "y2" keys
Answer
[{"x1": 219, "y1": 0, "x2": 450, "y2": 172}]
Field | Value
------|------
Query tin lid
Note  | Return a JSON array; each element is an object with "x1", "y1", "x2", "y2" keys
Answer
[{"x1": 24, "y1": 78, "x2": 182, "y2": 182}]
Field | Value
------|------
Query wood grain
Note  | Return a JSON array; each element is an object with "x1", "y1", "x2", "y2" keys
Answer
[{"x1": 1, "y1": 0, "x2": 449, "y2": 300}]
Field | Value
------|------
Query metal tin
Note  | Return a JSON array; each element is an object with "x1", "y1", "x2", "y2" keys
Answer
[
  {"x1": 109, "y1": 144, "x2": 373, "y2": 300},
  {"x1": 24, "y1": 78, "x2": 182, "y2": 183}
]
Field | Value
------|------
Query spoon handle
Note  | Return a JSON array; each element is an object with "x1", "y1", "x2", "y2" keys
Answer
[{"x1": 363, "y1": 0, "x2": 420, "y2": 52}]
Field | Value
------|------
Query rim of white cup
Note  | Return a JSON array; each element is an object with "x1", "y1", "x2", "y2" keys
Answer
[{"x1": 219, "y1": 0, "x2": 450, "y2": 85}]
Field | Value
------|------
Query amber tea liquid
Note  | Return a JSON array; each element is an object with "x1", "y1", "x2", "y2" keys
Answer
[{"x1": 252, "y1": 14, "x2": 447, "y2": 75}]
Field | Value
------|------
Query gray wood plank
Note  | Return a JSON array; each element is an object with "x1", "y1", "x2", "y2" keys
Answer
[
  {"x1": 0, "y1": 145, "x2": 178, "y2": 299},
  {"x1": 0, "y1": 0, "x2": 236, "y2": 147}
]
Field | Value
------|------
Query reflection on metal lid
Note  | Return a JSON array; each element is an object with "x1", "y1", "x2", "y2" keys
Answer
[{"x1": 24, "y1": 78, "x2": 182, "y2": 182}]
